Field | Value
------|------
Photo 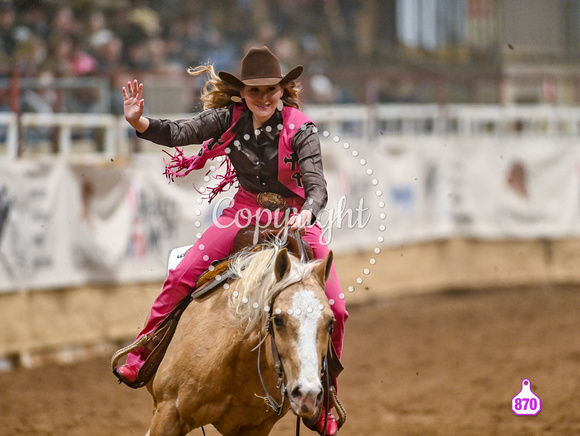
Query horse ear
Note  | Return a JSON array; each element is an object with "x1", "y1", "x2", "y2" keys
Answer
[
  {"x1": 314, "y1": 250, "x2": 333, "y2": 285},
  {"x1": 274, "y1": 248, "x2": 292, "y2": 282}
]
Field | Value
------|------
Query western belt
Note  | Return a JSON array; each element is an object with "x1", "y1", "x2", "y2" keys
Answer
[{"x1": 257, "y1": 192, "x2": 287, "y2": 210}]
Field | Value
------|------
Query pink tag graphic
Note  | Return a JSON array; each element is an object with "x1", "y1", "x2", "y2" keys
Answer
[{"x1": 511, "y1": 379, "x2": 541, "y2": 416}]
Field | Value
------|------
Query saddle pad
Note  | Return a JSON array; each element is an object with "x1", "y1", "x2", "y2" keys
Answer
[
  {"x1": 167, "y1": 245, "x2": 193, "y2": 272},
  {"x1": 167, "y1": 244, "x2": 231, "y2": 289}
]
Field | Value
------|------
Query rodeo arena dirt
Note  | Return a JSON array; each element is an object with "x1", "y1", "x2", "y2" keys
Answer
[{"x1": 2, "y1": 246, "x2": 580, "y2": 435}]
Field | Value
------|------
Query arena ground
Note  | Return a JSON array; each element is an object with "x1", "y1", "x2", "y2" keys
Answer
[{"x1": 1, "y1": 285, "x2": 579, "y2": 435}]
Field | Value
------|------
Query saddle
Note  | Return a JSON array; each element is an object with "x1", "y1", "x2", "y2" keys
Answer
[
  {"x1": 197, "y1": 225, "x2": 313, "y2": 289},
  {"x1": 112, "y1": 225, "x2": 314, "y2": 389}
]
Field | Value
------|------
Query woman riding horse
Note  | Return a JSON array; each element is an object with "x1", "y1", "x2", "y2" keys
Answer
[
  {"x1": 148, "y1": 244, "x2": 339, "y2": 435},
  {"x1": 116, "y1": 46, "x2": 348, "y2": 435}
]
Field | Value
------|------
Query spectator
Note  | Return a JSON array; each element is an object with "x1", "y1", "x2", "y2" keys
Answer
[
  {"x1": 309, "y1": 73, "x2": 335, "y2": 104},
  {"x1": 0, "y1": 1, "x2": 16, "y2": 75},
  {"x1": 70, "y1": 36, "x2": 98, "y2": 77},
  {"x1": 14, "y1": 3, "x2": 50, "y2": 41},
  {"x1": 13, "y1": 35, "x2": 46, "y2": 78},
  {"x1": 203, "y1": 27, "x2": 237, "y2": 73},
  {"x1": 50, "y1": 6, "x2": 80, "y2": 40},
  {"x1": 21, "y1": 70, "x2": 58, "y2": 114},
  {"x1": 0, "y1": 0, "x2": 407, "y2": 111},
  {"x1": 147, "y1": 37, "x2": 181, "y2": 75},
  {"x1": 178, "y1": 17, "x2": 207, "y2": 67},
  {"x1": 21, "y1": 70, "x2": 59, "y2": 147},
  {"x1": 128, "y1": 1, "x2": 161, "y2": 39},
  {"x1": 87, "y1": 10, "x2": 111, "y2": 51},
  {"x1": 43, "y1": 36, "x2": 75, "y2": 78},
  {"x1": 92, "y1": 30, "x2": 124, "y2": 76}
]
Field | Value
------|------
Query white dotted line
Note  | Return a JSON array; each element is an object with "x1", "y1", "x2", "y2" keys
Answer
[
  {"x1": 191, "y1": 121, "x2": 385, "y2": 304},
  {"x1": 321, "y1": 129, "x2": 385, "y2": 295}
]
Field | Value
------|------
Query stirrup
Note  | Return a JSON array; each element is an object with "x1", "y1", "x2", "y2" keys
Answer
[
  {"x1": 329, "y1": 386, "x2": 346, "y2": 429},
  {"x1": 111, "y1": 335, "x2": 150, "y2": 388},
  {"x1": 111, "y1": 295, "x2": 193, "y2": 389}
]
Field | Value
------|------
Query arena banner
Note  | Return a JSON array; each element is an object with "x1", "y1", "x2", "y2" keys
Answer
[
  {"x1": 0, "y1": 160, "x2": 85, "y2": 291},
  {"x1": 318, "y1": 140, "x2": 385, "y2": 251},
  {"x1": 449, "y1": 137, "x2": 580, "y2": 239},
  {"x1": 363, "y1": 138, "x2": 456, "y2": 245},
  {"x1": 0, "y1": 156, "x2": 228, "y2": 292},
  {"x1": 1, "y1": 138, "x2": 580, "y2": 292}
]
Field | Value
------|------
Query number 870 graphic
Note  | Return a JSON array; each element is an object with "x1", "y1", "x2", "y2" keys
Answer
[{"x1": 511, "y1": 379, "x2": 541, "y2": 416}]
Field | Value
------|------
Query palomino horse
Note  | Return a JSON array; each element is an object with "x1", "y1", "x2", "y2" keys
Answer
[{"x1": 145, "y1": 242, "x2": 335, "y2": 436}]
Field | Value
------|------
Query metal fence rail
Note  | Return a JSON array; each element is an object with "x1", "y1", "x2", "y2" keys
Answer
[{"x1": 1, "y1": 105, "x2": 580, "y2": 160}]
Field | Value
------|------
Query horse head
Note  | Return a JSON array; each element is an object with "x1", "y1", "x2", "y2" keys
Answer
[{"x1": 268, "y1": 247, "x2": 335, "y2": 419}]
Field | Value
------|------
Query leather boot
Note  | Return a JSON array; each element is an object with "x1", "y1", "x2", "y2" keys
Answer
[
  {"x1": 117, "y1": 362, "x2": 140, "y2": 383},
  {"x1": 315, "y1": 406, "x2": 339, "y2": 435}
]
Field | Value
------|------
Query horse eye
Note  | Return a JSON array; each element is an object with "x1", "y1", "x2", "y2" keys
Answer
[{"x1": 272, "y1": 316, "x2": 284, "y2": 328}]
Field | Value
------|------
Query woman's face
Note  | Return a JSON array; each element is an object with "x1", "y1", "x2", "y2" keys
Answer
[{"x1": 240, "y1": 84, "x2": 283, "y2": 126}]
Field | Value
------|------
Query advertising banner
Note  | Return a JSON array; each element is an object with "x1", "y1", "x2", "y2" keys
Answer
[{"x1": 1, "y1": 137, "x2": 580, "y2": 292}]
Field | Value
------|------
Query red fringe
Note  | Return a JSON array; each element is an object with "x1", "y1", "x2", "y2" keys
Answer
[
  {"x1": 163, "y1": 147, "x2": 238, "y2": 203},
  {"x1": 200, "y1": 158, "x2": 238, "y2": 203}
]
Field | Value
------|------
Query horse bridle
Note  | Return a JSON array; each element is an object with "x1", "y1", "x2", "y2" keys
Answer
[
  {"x1": 255, "y1": 302, "x2": 333, "y2": 435},
  {"x1": 254, "y1": 300, "x2": 289, "y2": 415},
  {"x1": 254, "y1": 228, "x2": 306, "y2": 415},
  {"x1": 254, "y1": 229, "x2": 333, "y2": 435}
]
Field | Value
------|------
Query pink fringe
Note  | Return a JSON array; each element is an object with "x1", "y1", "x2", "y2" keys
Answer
[
  {"x1": 199, "y1": 158, "x2": 238, "y2": 203},
  {"x1": 163, "y1": 147, "x2": 238, "y2": 203}
]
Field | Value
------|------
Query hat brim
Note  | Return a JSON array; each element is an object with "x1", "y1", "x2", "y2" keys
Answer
[{"x1": 219, "y1": 65, "x2": 303, "y2": 88}]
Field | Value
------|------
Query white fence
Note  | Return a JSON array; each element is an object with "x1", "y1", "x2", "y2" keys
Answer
[{"x1": 2, "y1": 104, "x2": 580, "y2": 159}]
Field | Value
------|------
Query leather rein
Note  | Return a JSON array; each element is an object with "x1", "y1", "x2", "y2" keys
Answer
[{"x1": 253, "y1": 229, "x2": 333, "y2": 436}]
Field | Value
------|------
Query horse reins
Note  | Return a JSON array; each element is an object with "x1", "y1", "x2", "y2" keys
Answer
[
  {"x1": 254, "y1": 229, "x2": 334, "y2": 436},
  {"x1": 255, "y1": 284, "x2": 288, "y2": 415},
  {"x1": 255, "y1": 228, "x2": 308, "y2": 413},
  {"x1": 256, "y1": 301, "x2": 334, "y2": 436}
]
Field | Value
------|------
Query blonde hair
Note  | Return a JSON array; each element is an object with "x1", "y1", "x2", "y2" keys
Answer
[{"x1": 188, "y1": 64, "x2": 303, "y2": 111}]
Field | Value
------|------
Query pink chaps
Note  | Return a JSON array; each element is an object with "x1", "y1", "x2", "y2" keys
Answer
[{"x1": 126, "y1": 188, "x2": 348, "y2": 369}]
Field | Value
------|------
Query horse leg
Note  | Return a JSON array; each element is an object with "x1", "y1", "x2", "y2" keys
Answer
[{"x1": 148, "y1": 401, "x2": 183, "y2": 436}]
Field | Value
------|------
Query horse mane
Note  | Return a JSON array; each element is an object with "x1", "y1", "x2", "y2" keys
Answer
[{"x1": 227, "y1": 241, "x2": 320, "y2": 334}]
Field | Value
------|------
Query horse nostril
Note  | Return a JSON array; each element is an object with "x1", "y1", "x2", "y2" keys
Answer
[
  {"x1": 291, "y1": 386, "x2": 302, "y2": 400},
  {"x1": 316, "y1": 389, "x2": 323, "y2": 406}
]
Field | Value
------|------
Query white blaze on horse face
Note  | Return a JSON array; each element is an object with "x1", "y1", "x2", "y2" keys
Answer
[{"x1": 290, "y1": 290, "x2": 325, "y2": 391}]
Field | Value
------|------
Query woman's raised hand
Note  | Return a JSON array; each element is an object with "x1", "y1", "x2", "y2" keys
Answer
[{"x1": 122, "y1": 80, "x2": 149, "y2": 132}]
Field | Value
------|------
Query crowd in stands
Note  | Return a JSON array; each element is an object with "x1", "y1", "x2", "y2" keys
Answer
[{"x1": 0, "y1": 0, "x2": 384, "y2": 114}]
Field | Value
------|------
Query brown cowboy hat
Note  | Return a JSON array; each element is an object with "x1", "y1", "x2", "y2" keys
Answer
[{"x1": 219, "y1": 46, "x2": 303, "y2": 88}]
